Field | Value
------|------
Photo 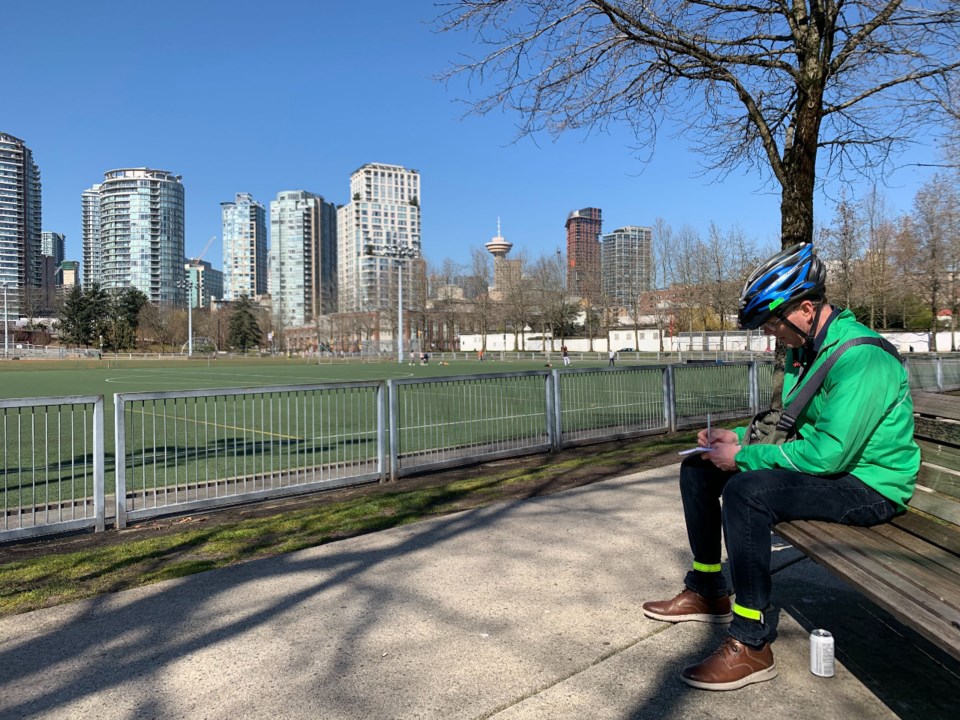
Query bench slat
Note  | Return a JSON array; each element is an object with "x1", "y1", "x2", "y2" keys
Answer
[
  {"x1": 908, "y1": 487, "x2": 960, "y2": 525},
  {"x1": 917, "y1": 463, "x2": 960, "y2": 501},
  {"x1": 913, "y1": 415, "x2": 960, "y2": 446},
  {"x1": 869, "y1": 520, "x2": 960, "y2": 578},
  {"x1": 891, "y1": 511, "x2": 960, "y2": 555},
  {"x1": 804, "y1": 521, "x2": 960, "y2": 617},
  {"x1": 825, "y1": 525, "x2": 960, "y2": 613},
  {"x1": 775, "y1": 520, "x2": 960, "y2": 660},
  {"x1": 912, "y1": 391, "x2": 960, "y2": 422}
]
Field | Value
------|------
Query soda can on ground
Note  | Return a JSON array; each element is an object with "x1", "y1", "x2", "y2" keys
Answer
[{"x1": 810, "y1": 629, "x2": 835, "y2": 677}]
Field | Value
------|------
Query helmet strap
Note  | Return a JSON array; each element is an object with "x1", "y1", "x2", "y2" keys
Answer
[{"x1": 775, "y1": 301, "x2": 824, "y2": 361}]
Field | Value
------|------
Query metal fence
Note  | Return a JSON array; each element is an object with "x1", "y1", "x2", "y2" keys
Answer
[
  {"x1": 0, "y1": 395, "x2": 104, "y2": 541},
  {"x1": 553, "y1": 366, "x2": 669, "y2": 446},
  {"x1": 388, "y1": 372, "x2": 554, "y2": 480},
  {"x1": 8, "y1": 353, "x2": 960, "y2": 542},
  {"x1": 905, "y1": 355, "x2": 960, "y2": 392},
  {"x1": 113, "y1": 382, "x2": 385, "y2": 527}
]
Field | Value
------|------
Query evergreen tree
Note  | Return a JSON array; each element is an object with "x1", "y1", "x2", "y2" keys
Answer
[
  {"x1": 58, "y1": 285, "x2": 90, "y2": 347},
  {"x1": 86, "y1": 284, "x2": 111, "y2": 350},
  {"x1": 116, "y1": 288, "x2": 148, "y2": 334},
  {"x1": 108, "y1": 288, "x2": 148, "y2": 350},
  {"x1": 227, "y1": 295, "x2": 262, "y2": 351}
]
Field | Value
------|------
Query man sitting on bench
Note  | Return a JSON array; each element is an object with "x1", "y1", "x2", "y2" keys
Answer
[{"x1": 643, "y1": 243, "x2": 920, "y2": 690}]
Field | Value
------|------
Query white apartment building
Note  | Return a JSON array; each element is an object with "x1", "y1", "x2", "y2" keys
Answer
[
  {"x1": 337, "y1": 163, "x2": 421, "y2": 313},
  {"x1": 84, "y1": 168, "x2": 185, "y2": 305},
  {"x1": 81, "y1": 184, "x2": 101, "y2": 288},
  {"x1": 0, "y1": 132, "x2": 42, "y2": 319},
  {"x1": 221, "y1": 192, "x2": 267, "y2": 301}
]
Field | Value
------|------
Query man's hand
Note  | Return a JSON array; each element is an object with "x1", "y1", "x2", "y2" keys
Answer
[
  {"x1": 697, "y1": 427, "x2": 737, "y2": 447},
  {"x1": 706, "y1": 441, "x2": 740, "y2": 471}
]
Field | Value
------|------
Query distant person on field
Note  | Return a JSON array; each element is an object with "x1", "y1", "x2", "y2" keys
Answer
[
  {"x1": 642, "y1": 243, "x2": 919, "y2": 691},
  {"x1": 608, "y1": 349, "x2": 615, "y2": 367},
  {"x1": 562, "y1": 346, "x2": 570, "y2": 367}
]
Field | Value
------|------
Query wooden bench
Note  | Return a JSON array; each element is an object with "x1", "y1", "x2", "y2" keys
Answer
[{"x1": 774, "y1": 390, "x2": 960, "y2": 661}]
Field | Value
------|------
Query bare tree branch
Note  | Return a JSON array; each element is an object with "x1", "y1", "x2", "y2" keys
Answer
[{"x1": 437, "y1": 0, "x2": 960, "y2": 246}]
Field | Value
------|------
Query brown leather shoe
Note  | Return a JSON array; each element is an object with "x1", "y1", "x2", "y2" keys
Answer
[
  {"x1": 642, "y1": 588, "x2": 732, "y2": 624},
  {"x1": 681, "y1": 636, "x2": 777, "y2": 690}
]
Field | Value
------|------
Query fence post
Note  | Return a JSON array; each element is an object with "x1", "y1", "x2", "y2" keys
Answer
[
  {"x1": 937, "y1": 355, "x2": 944, "y2": 392},
  {"x1": 544, "y1": 372, "x2": 555, "y2": 450},
  {"x1": 664, "y1": 364, "x2": 676, "y2": 432},
  {"x1": 387, "y1": 379, "x2": 399, "y2": 483},
  {"x1": 377, "y1": 382, "x2": 387, "y2": 483},
  {"x1": 114, "y1": 393, "x2": 127, "y2": 529},
  {"x1": 551, "y1": 369, "x2": 563, "y2": 449},
  {"x1": 93, "y1": 396, "x2": 105, "y2": 532},
  {"x1": 748, "y1": 361, "x2": 759, "y2": 415}
]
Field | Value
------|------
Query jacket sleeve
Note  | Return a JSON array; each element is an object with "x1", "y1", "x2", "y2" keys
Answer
[{"x1": 734, "y1": 346, "x2": 899, "y2": 475}]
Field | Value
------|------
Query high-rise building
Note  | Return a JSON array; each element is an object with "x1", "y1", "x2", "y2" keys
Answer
[
  {"x1": 81, "y1": 184, "x2": 101, "y2": 288},
  {"x1": 41, "y1": 231, "x2": 66, "y2": 285},
  {"x1": 0, "y1": 132, "x2": 42, "y2": 319},
  {"x1": 601, "y1": 226, "x2": 653, "y2": 307},
  {"x1": 185, "y1": 258, "x2": 224, "y2": 309},
  {"x1": 337, "y1": 163, "x2": 421, "y2": 313},
  {"x1": 59, "y1": 260, "x2": 80, "y2": 288},
  {"x1": 40, "y1": 231, "x2": 65, "y2": 265},
  {"x1": 269, "y1": 190, "x2": 337, "y2": 328},
  {"x1": 221, "y1": 192, "x2": 267, "y2": 301},
  {"x1": 565, "y1": 207, "x2": 602, "y2": 300},
  {"x1": 85, "y1": 169, "x2": 185, "y2": 305}
]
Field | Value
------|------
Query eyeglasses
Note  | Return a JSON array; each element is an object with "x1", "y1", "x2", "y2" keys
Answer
[{"x1": 761, "y1": 317, "x2": 783, "y2": 334}]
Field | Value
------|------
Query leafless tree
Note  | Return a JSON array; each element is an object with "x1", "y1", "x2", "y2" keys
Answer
[
  {"x1": 469, "y1": 247, "x2": 496, "y2": 350},
  {"x1": 859, "y1": 186, "x2": 896, "y2": 329},
  {"x1": 530, "y1": 251, "x2": 571, "y2": 352},
  {"x1": 500, "y1": 251, "x2": 532, "y2": 350},
  {"x1": 671, "y1": 225, "x2": 704, "y2": 340},
  {"x1": 912, "y1": 174, "x2": 960, "y2": 347},
  {"x1": 820, "y1": 192, "x2": 863, "y2": 310},
  {"x1": 649, "y1": 217, "x2": 676, "y2": 351},
  {"x1": 138, "y1": 303, "x2": 176, "y2": 353},
  {"x1": 439, "y1": 1, "x2": 960, "y2": 248}
]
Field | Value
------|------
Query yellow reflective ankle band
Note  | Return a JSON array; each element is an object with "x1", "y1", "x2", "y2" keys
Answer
[
  {"x1": 692, "y1": 561, "x2": 722, "y2": 573},
  {"x1": 733, "y1": 603, "x2": 763, "y2": 622}
]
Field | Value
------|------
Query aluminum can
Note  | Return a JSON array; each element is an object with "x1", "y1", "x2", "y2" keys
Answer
[{"x1": 809, "y1": 629, "x2": 835, "y2": 677}]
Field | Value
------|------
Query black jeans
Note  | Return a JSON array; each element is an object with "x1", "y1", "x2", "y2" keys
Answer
[{"x1": 678, "y1": 454, "x2": 900, "y2": 647}]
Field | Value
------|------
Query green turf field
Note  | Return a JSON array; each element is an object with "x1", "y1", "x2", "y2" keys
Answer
[{"x1": 0, "y1": 355, "x2": 613, "y2": 399}]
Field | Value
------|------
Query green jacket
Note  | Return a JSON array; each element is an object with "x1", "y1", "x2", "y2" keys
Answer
[{"x1": 734, "y1": 309, "x2": 919, "y2": 508}]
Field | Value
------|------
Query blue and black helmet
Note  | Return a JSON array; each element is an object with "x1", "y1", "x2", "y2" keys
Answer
[{"x1": 738, "y1": 243, "x2": 826, "y2": 330}]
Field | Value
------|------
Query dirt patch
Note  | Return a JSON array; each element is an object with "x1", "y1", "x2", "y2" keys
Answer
[{"x1": 0, "y1": 438, "x2": 685, "y2": 564}]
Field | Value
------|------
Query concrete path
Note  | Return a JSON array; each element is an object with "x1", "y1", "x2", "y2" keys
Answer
[{"x1": 1, "y1": 464, "x2": 956, "y2": 719}]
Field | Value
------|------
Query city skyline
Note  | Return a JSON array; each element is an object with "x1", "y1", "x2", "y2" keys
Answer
[{"x1": 4, "y1": 0, "x2": 950, "y2": 276}]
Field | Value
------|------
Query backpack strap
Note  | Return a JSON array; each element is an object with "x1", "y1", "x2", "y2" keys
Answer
[{"x1": 775, "y1": 336, "x2": 902, "y2": 433}]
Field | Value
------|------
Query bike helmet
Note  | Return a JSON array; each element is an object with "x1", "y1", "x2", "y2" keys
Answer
[{"x1": 738, "y1": 243, "x2": 826, "y2": 330}]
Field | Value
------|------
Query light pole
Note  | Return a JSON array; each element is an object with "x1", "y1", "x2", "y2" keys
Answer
[
  {"x1": 178, "y1": 278, "x2": 193, "y2": 356},
  {"x1": 368, "y1": 245, "x2": 416, "y2": 364},
  {"x1": 2, "y1": 284, "x2": 8, "y2": 359},
  {"x1": 397, "y1": 259, "x2": 404, "y2": 364}
]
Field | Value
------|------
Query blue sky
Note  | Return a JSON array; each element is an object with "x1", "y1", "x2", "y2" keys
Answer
[{"x1": 3, "y1": 0, "x2": 947, "y2": 272}]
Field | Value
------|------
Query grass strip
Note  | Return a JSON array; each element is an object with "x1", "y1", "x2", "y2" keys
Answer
[{"x1": 0, "y1": 431, "x2": 702, "y2": 617}]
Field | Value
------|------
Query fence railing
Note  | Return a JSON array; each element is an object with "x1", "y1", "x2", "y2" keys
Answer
[
  {"x1": 388, "y1": 371, "x2": 554, "y2": 480},
  {"x1": 4, "y1": 353, "x2": 960, "y2": 542},
  {"x1": 0, "y1": 395, "x2": 104, "y2": 541},
  {"x1": 113, "y1": 382, "x2": 385, "y2": 527}
]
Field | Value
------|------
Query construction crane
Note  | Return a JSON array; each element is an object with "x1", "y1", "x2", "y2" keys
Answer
[{"x1": 191, "y1": 235, "x2": 217, "y2": 264}]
